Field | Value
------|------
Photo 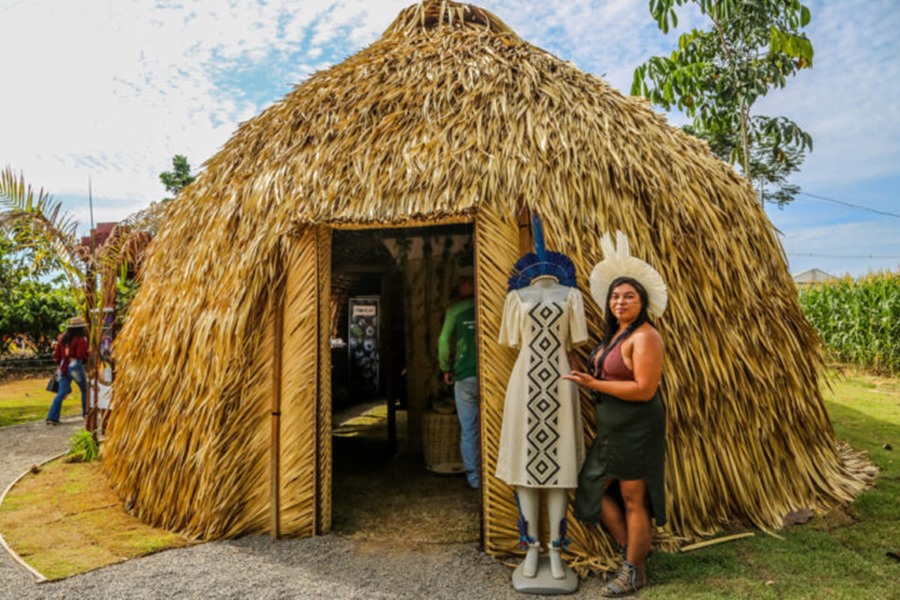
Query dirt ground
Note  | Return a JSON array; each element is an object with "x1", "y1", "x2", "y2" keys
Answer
[{"x1": 331, "y1": 403, "x2": 482, "y2": 544}]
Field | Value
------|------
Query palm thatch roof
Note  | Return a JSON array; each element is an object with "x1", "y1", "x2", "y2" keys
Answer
[{"x1": 102, "y1": 0, "x2": 874, "y2": 571}]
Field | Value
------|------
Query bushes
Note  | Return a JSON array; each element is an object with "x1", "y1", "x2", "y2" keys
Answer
[
  {"x1": 0, "y1": 279, "x2": 75, "y2": 353},
  {"x1": 66, "y1": 429, "x2": 100, "y2": 463},
  {"x1": 799, "y1": 271, "x2": 900, "y2": 374}
]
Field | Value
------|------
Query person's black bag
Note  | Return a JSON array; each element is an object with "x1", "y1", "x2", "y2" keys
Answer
[{"x1": 46, "y1": 373, "x2": 59, "y2": 393}]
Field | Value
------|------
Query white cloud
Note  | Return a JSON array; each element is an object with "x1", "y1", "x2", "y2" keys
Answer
[
  {"x1": 776, "y1": 220, "x2": 900, "y2": 277},
  {"x1": 0, "y1": 0, "x2": 357, "y2": 211},
  {"x1": 3, "y1": 1, "x2": 245, "y2": 205},
  {"x1": 755, "y1": 1, "x2": 900, "y2": 189},
  {"x1": 1, "y1": 0, "x2": 898, "y2": 259}
]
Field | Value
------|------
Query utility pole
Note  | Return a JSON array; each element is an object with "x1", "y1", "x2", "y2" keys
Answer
[{"x1": 87, "y1": 177, "x2": 100, "y2": 437}]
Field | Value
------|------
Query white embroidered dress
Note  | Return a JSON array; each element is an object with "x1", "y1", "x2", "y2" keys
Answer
[{"x1": 495, "y1": 279, "x2": 588, "y2": 488}]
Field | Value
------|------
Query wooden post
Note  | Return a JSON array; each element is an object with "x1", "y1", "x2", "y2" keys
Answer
[
  {"x1": 517, "y1": 202, "x2": 532, "y2": 255},
  {"x1": 270, "y1": 251, "x2": 285, "y2": 539},
  {"x1": 382, "y1": 270, "x2": 401, "y2": 457},
  {"x1": 315, "y1": 226, "x2": 333, "y2": 534},
  {"x1": 86, "y1": 309, "x2": 99, "y2": 438}
]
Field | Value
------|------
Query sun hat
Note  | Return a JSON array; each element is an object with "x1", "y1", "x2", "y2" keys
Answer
[
  {"x1": 68, "y1": 316, "x2": 88, "y2": 328},
  {"x1": 589, "y1": 231, "x2": 667, "y2": 318}
]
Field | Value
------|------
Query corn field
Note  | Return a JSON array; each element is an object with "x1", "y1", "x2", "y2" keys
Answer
[{"x1": 799, "y1": 271, "x2": 900, "y2": 374}]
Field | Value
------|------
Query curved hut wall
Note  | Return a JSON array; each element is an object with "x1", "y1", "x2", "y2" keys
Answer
[{"x1": 102, "y1": 0, "x2": 873, "y2": 572}]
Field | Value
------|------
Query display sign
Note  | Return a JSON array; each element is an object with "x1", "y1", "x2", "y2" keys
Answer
[{"x1": 348, "y1": 296, "x2": 380, "y2": 396}]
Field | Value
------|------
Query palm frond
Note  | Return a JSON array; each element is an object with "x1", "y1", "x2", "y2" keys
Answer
[{"x1": 0, "y1": 166, "x2": 84, "y2": 288}]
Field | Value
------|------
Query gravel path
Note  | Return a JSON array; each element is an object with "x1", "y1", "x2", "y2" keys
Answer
[{"x1": 0, "y1": 420, "x2": 609, "y2": 599}]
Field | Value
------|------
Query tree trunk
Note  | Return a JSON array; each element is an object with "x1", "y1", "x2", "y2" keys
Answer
[{"x1": 739, "y1": 104, "x2": 758, "y2": 205}]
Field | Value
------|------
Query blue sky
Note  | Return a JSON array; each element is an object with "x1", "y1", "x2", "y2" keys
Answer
[{"x1": 2, "y1": 0, "x2": 898, "y2": 277}]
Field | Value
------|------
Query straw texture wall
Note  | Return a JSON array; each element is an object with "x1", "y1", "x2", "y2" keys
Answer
[
  {"x1": 103, "y1": 0, "x2": 873, "y2": 566},
  {"x1": 475, "y1": 205, "x2": 521, "y2": 555},
  {"x1": 278, "y1": 229, "x2": 321, "y2": 537}
]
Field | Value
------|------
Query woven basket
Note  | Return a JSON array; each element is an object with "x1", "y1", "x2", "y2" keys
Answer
[{"x1": 422, "y1": 411, "x2": 464, "y2": 474}]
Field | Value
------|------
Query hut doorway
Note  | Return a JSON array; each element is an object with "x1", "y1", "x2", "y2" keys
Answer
[{"x1": 328, "y1": 222, "x2": 480, "y2": 541}]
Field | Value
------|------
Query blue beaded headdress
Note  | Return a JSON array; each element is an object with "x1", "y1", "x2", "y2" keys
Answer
[{"x1": 507, "y1": 214, "x2": 577, "y2": 291}]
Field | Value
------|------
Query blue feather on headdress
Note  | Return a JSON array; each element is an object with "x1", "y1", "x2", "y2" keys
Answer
[
  {"x1": 532, "y1": 213, "x2": 547, "y2": 266},
  {"x1": 507, "y1": 214, "x2": 577, "y2": 290}
]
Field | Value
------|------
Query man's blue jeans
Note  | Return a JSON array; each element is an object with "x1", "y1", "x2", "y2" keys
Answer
[
  {"x1": 46, "y1": 361, "x2": 87, "y2": 422},
  {"x1": 454, "y1": 376, "x2": 480, "y2": 489}
]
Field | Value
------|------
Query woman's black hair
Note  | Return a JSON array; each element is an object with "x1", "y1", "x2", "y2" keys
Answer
[
  {"x1": 60, "y1": 324, "x2": 87, "y2": 347},
  {"x1": 601, "y1": 276, "x2": 654, "y2": 345}
]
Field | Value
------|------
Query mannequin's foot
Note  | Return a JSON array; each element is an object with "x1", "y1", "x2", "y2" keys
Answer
[
  {"x1": 522, "y1": 542, "x2": 540, "y2": 578},
  {"x1": 549, "y1": 546, "x2": 566, "y2": 579}
]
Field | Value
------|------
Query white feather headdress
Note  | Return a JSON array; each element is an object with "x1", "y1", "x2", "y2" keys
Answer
[{"x1": 589, "y1": 231, "x2": 668, "y2": 318}]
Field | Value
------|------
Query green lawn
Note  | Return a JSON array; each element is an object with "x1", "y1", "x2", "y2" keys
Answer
[
  {"x1": 0, "y1": 376, "x2": 82, "y2": 427},
  {"x1": 644, "y1": 368, "x2": 900, "y2": 599},
  {"x1": 0, "y1": 458, "x2": 190, "y2": 580}
]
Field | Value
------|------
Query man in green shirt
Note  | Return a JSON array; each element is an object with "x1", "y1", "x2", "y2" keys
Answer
[{"x1": 438, "y1": 272, "x2": 479, "y2": 489}]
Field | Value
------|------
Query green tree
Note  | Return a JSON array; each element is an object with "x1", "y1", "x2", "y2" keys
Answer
[
  {"x1": 0, "y1": 232, "x2": 22, "y2": 292},
  {"x1": 0, "y1": 277, "x2": 75, "y2": 353},
  {"x1": 1, "y1": 166, "x2": 155, "y2": 430},
  {"x1": 2, "y1": 218, "x2": 77, "y2": 352},
  {"x1": 0, "y1": 174, "x2": 85, "y2": 308},
  {"x1": 632, "y1": 0, "x2": 815, "y2": 206},
  {"x1": 159, "y1": 154, "x2": 195, "y2": 200}
]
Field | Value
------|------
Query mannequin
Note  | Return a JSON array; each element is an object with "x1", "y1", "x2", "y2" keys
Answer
[
  {"x1": 496, "y1": 269, "x2": 588, "y2": 584},
  {"x1": 516, "y1": 486, "x2": 570, "y2": 578}
]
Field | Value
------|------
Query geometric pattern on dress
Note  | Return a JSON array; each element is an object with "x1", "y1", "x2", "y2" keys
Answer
[{"x1": 525, "y1": 301, "x2": 564, "y2": 485}]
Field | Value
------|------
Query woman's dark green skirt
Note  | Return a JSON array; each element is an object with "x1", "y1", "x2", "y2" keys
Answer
[{"x1": 574, "y1": 392, "x2": 666, "y2": 526}]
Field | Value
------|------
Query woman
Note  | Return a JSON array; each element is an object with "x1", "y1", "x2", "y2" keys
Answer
[
  {"x1": 562, "y1": 231, "x2": 667, "y2": 598},
  {"x1": 46, "y1": 316, "x2": 89, "y2": 425}
]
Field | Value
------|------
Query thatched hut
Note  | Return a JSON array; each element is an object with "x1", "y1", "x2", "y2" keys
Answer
[{"x1": 103, "y1": 0, "x2": 872, "y2": 573}]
